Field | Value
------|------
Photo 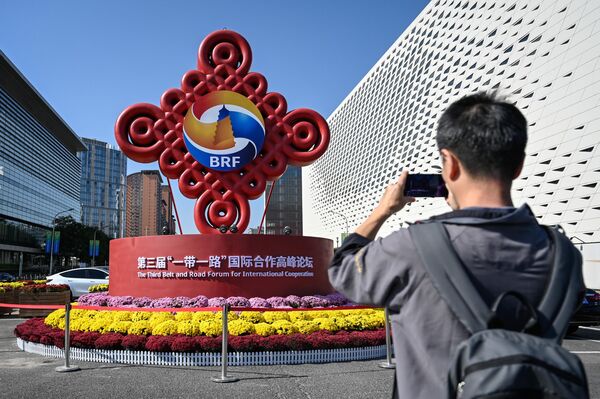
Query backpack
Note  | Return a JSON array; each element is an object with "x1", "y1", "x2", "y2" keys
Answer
[{"x1": 409, "y1": 222, "x2": 589, "y2": 399}]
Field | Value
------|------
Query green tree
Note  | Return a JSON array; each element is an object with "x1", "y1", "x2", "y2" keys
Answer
[{"x1": 53, "y1": 216, "x2": 110, "y2": 266}]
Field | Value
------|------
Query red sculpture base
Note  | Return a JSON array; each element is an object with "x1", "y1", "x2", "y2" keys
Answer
[{"x1": 109, "y1": 235, "x2": 334, "y2": 299}]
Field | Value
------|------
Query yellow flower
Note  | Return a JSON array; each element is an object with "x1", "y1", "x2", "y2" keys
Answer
[
  {"x1": 314, "y1": 317, "x2": 340, "y2": 332},
  {"x1": 294, "y1": 320, "x2": 320, "y2": 334},
  {"x1": 288, "y1": 311, "x2": 312, "y2": 322},
  {"x1": 177, "y1": 320, "x2": 202, "y2": 336},
  {"x1": 175, "y1": 312, "x2": 193, "y2": 321},
  {"x1": 271, "y1": 320, "x2": 298, "y2": 335},
  {"x1": 106, "y1": 321, "x2": 132, "y2": 334},
  {"x1": 128, "y1": 321, "x2": 152, "y2": 335},
  {"x1": 228, "y1": 320, "x2": 255, "y2": 336},
  {"x1": 149, "y1": 312, "x2": 175, "y2": 324},
  {"x1": 199, "y1": 320, "x2": 222, "y2": 337},
  {"x1": 213, "y1": 311, "x2": 238, "y2": 321},
  {"x1": 130, "y1": 311, "x2": 152, "y2": 322},
  {"x1": 152, "y1": 320, "x2": 178, "y2": 336},
  {"x1": 112, "y1": 311, "x2": 132, "y2": 322},
  {"x1": 89, "y1": 319, "x2": 108, "y2": 333},
  {"x1": 238, "y1": 311, "x2": 265, "y2": 323},
  {"x1": 192, "y1": 312, "x2": 215, "y2": 323},
  {"x1": 254, "y1": 323, "x2": 275, "y2": 337},
  {"x1": 263, "y1": 311, "x2": 290, "y2": 323},
  {"x1": 44, "y1": 309, "x2": 65, "y2": 329}
]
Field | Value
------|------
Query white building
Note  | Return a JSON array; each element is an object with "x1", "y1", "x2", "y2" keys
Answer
[{"x1": 303, "y1": 0, "x2": 600, "y2": 284}]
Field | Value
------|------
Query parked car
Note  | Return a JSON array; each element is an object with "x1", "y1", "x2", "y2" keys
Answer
[
  {"x1": 46, "y1": 267, "x2": 109, "y2": 298},
  {"x1": 0, "y1": 272, "x2": 15, "y2": 282},
  {"x1": 568, "y1": 289, "x2": 600, "y2": 335}
]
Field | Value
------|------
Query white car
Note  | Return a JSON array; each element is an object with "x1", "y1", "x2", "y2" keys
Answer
[{"x1": 46, "y1": 267, "x2": 109, "y2": 298}]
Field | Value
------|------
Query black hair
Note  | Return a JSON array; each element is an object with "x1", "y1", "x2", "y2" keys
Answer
[{"x1": 436, "y1": 92, "x2": 528, "y2": 182}]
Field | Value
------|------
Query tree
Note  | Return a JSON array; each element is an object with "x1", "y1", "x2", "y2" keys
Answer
[{"x1": 52, "y1": 216, "x2": 110, "y2": 267}]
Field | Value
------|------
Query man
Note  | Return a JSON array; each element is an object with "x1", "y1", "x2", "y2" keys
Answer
[{"x1": 328, "y1": 92, "x2": 584, "y2": 398}]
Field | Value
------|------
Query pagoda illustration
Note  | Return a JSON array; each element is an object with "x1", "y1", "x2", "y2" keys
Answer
[{"x1": 213, "y1": 106, "x2": 236, "y2": 150}]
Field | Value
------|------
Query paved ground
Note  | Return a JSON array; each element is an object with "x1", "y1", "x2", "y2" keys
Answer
[{"x1": 1, "y1": 318, "x2": 599, "y2": 399}]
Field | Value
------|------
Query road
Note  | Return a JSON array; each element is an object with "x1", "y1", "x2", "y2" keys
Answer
[{"x1": 1, "y1": 318, "x2": 599, "y2": 399}]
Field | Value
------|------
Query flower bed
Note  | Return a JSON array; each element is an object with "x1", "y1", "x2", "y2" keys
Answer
[
  {"x1": 0, "y1": 281, "x2": 70, "y2": 317},
  {"x1": 15, "y1": 318, "x2": 385, "y2": 352},
  {"x1": 88, "y1": 284, "x2": 108, "y2": 293},
  {"x1": 43, "y1": 307, "x2": 384, "y2": 337},
  {"x1": 77, "y1": 292, "x2": 352, "y2": 309}
]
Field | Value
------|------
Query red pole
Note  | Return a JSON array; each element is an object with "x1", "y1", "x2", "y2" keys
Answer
[
  {"x1": 258, "y1": 180, "x2": 276, "y2": 234},
  {"x1": 166, "y1": 178, "x2": 183, "y2": 235}
]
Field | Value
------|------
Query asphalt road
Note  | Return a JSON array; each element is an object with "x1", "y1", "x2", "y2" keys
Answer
[{"x1": 1, "y1": 318, "x2": 599, "y2": 399}]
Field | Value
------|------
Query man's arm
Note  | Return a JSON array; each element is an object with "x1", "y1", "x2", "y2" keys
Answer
[{"x1": 328, "y1": 172, "x2": 415, "y2": 306}]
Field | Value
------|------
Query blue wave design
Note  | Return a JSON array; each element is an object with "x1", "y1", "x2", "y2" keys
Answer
[{"x1": 229, "y1": 111, "x2": 265, "y2": 152}]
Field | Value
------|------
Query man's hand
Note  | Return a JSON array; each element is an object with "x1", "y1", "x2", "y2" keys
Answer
[
  {"x1": 355, "y1": 171, "x2": 416, "y2": 240},
  {"x1": 374, "y1": 171, "x2": 416, "y2": 218}
]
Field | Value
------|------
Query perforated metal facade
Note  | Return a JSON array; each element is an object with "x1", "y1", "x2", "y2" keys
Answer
[{"x1": 304, "y1": 0, "x2": 600, "y2": 243}]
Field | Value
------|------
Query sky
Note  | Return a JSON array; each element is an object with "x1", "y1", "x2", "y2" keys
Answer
[{"x1": 0, "y1": 0, "x2": 429, "y2": 233}]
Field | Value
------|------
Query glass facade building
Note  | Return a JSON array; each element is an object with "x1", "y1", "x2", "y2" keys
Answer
[
  {"x1": 265, "y1": 166, "x2": 302, "y2": 236},
  {"x1": 0, "y1": 51, "x2": 85, "y2": 271},
  {"x1": 78, "y1": 138, "x2": 127, "y2": 238}
]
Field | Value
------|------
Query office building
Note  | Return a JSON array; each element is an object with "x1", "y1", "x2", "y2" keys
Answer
[
  {"x1": 126, "y1": 170, "x2": 164, "y2": 237},
  {"x1": 78, "y1": 138, "x2": 127, "y2": 238},
  {"x1": 303, "y1": 0, "x2": 600, "y2": 282},
  {"x1": 0, "y1": 51, "x2": 84, "y2": 270},
  {"x1": 161, "y1": 185, "x2": 176, "y2": 234},
  {"x1": 265, "y1": 166, "x2": 303, "y2": 235}
]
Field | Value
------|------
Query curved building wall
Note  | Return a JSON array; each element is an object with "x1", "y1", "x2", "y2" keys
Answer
[{"x1": 304, "y1": 0, "x2": 600, "y2": 247}]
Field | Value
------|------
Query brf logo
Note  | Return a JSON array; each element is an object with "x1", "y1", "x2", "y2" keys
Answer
[{"x1": 183, "y1": 90, "x2": 265, "y2": 171}]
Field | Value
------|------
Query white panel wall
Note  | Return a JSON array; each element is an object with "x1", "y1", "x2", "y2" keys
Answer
[{"x1": 304, "y1": 0, "x2": 600, "y2": 255}]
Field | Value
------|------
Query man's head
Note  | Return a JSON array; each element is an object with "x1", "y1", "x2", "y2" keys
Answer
[{"x1": 436, "y1": 92, "x2": 528, "y2": 209}]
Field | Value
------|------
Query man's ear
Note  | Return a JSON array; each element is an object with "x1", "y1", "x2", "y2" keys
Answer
[
  {"x1": 441, "y1": 149, "x2": 461, "y2": 181},
  {"x1": 513, "y1": 157, "x2": 524, "y2": 180}
]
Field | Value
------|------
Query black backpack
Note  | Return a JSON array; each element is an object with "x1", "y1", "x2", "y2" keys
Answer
[{"x1": 409, "y1": 222, "x2": 589, "y2": 399}]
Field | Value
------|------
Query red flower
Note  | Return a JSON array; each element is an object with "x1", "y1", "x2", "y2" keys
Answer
[
  {"x1": 94, "y1": 333, "x2": 124, "y2": 350},
  {"x1": 193, "y1": 336, "x2": 221, "y2": 352},
  {"x1": 71, "y1": 332, "x2": 102, "y2": 348},
  {"x1": 171, "y1": 336, "x2": 198, "y2": 352},
  {"x1": 145, "y1": 335, "x2": 174, "y2": 352},
  {"x1": 122, "y1": 335, "x2": 148, "y2": 351},
  {"x1": 229, "y1": 335, "x2": 264, "y2": 352}
]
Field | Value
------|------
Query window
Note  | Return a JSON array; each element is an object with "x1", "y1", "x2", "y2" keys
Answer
[
  {"x1": 61, "y1": 270, "x2": 87, "y2": 278},
  {"x1": 88, "y1": 269, "x2": 109, "y2": 279}
]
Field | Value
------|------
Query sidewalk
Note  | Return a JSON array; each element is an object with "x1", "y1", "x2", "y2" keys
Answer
[{"x1": 0, "y1": 318, "x2": 394, "y2": 399}]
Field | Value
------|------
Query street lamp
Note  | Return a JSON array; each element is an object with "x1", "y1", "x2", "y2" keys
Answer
[
  {"x1": 49, "y1": 208, "x2": 74, "y2": 275},
  {"x1": 91, "y1": 222, "x2": 103, "y2": 267},
  {"x1": 329, "y1": 210, "x2": 349, "y2": 238}
]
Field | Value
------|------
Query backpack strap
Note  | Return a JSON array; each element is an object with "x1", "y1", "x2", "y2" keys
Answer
[
  {"x1": 409, "y1": 222, "x2": 494, "y2": 334},
  {"x1": 537, "y1": 226, "x2": 584, "y2": 340}
]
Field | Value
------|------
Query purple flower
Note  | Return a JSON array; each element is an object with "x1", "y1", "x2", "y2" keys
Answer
[
  {"x1": 79, "y1": 293, "x2": 110, "y2": 306},
  {"x1": 267, "y1": 296, "x2": 291, "y2": 308},
  {"x1": 171, "y1": 296, "x2": 190, "y2": 308},
  {"x1": 188, "y1": 295, "x2": 208, "y2": 308},
  {"x1": 226, "y1": 296, "x2": 250, "y2": 307},
  {"x1": 207, "y1": 297, "x2": 226, "y2": 307},
  {"x1": 150, "y1": 297, "x2": 174, "y2": 308},
  {"x1": 285, "y1": 295, "x2": 302, "y2": 308},
  {"x1": 248, "y1": 297, "x2": 271, "y2": 308},
  {"x1": 301, "y1": 295, "x2": 328, "y2": 308},
  {"x1": 107, "y1": 296, "x2": 133, "y2": 307},
  {"x1": 324, "y1": 293, "x2": 350, "y2": 306},
  {"x1": 132, "y1": 297, "x2": 153, "y2": 307}
]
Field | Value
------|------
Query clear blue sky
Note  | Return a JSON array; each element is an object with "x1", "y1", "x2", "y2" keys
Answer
[{"x1": 0, "y1": 0, "x2": 429, "y2": 233}]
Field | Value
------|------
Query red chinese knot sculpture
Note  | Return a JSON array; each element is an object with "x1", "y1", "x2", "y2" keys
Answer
[{"x1": 115, "y1": 30, "x2": 330, "y2": 234}]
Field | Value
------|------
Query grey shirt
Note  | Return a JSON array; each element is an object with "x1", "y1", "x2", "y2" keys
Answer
[{"x1": 328, "y1": 205, "x2": 571, "y2": 398}]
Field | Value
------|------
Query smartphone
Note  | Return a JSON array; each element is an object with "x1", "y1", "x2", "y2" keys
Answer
[{"x1": 404, "y1": 174, "x2": 448, "y2": 198}]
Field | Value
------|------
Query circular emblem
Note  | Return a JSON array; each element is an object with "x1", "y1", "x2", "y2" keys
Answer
[{"x1": 183, "y1": 91, "x2": 265, "y2": 172}]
